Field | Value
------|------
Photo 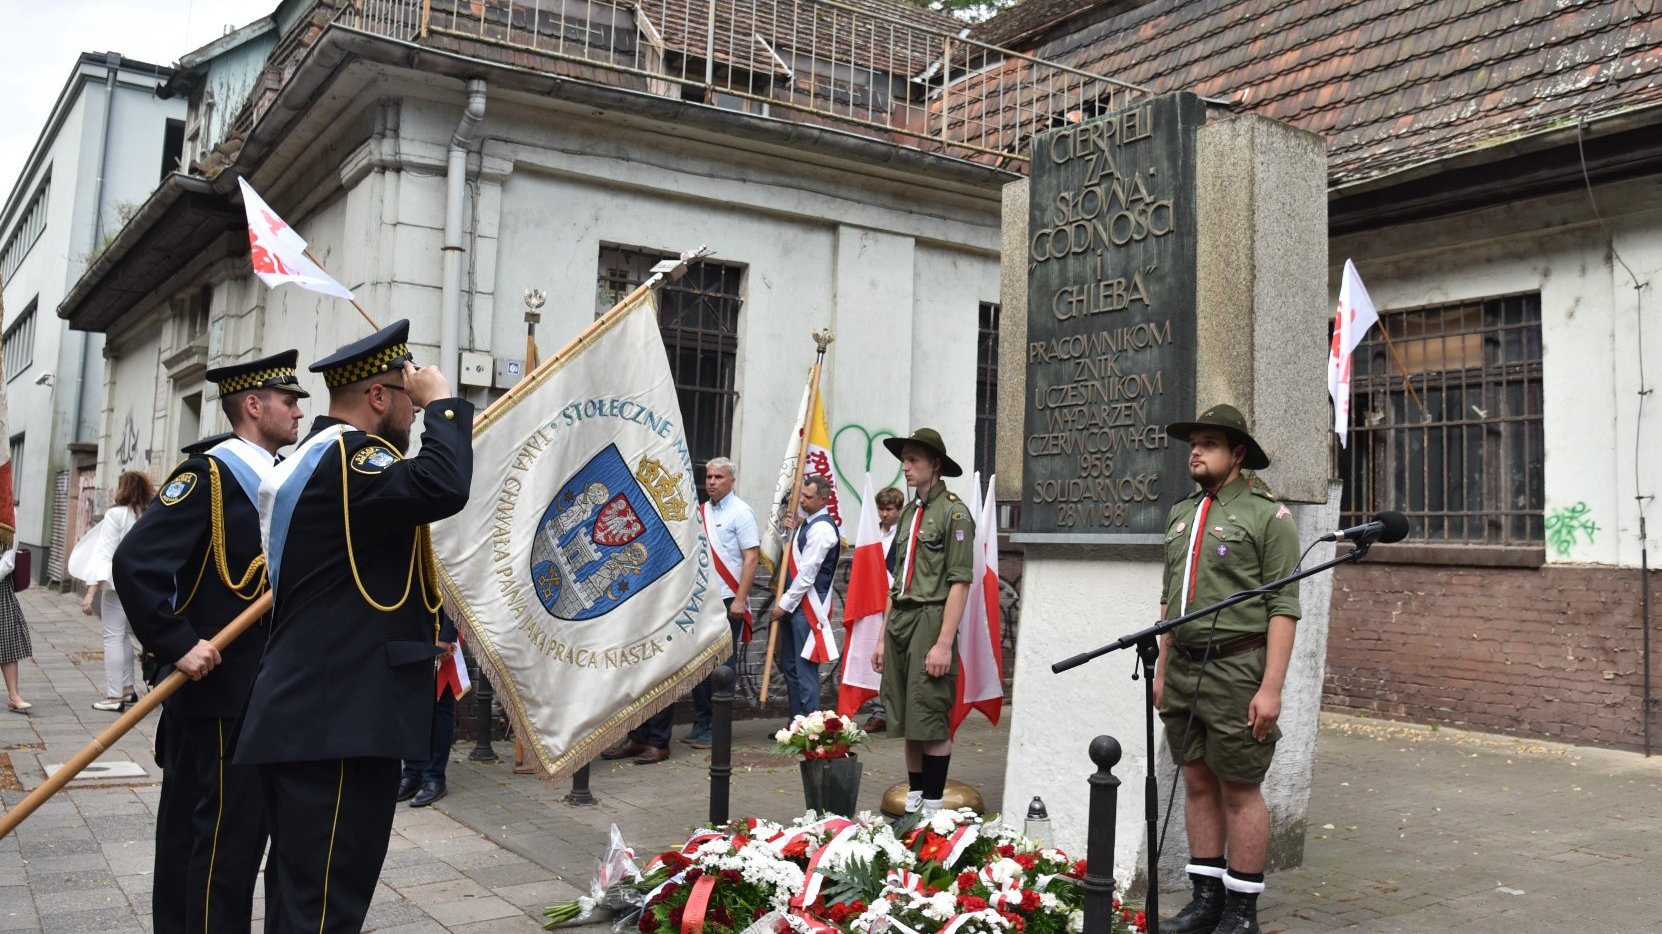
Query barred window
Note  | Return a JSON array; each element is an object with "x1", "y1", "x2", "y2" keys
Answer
[
  {"x1": 975, "y1": 301, "x2": 999, "y2": 478},
  {"x1": 3, "y1": 298, "x2": 36, "y2": 381},
  {"x1": 1337, "y1": 292, "x2": 1544, "y2": 546},
  {"x1": 8, "y1": 434, "x2": 21, "y2": 506},
  {"x1": 596, "y1": 245, "x2": 742, "y2": 483},
  {"x1": 1, "y1": 176, "x2": 49, "y2": 285}
]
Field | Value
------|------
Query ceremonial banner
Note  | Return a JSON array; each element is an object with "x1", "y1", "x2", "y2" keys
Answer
[
  {"x1": 432, "y1": 292, "x2": 729, "y2": 777},
  {"x1": 237, "y1": 177, "x2": 355, "y2": 299},
  {"x1": 1328, "y1": 259, "x2": 1381, "y2": 448}
]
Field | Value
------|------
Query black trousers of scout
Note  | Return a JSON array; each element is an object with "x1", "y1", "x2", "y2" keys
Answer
[
  {"x1": 152, "y1": 709, "x2": 269, "y2": 934},
  {"x1": 260, "y1": 757, "x2": 400, "y2": 933}
]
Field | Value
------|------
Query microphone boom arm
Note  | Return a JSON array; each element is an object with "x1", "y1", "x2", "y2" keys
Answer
[{"x1": 1052, "y1": 540, "x2": 1374, "y2": 673}]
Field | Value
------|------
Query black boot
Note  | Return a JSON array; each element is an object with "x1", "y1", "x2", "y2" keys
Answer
[
  {"x1": 1212, "y1": 889, "x2": 1262, "y2": 934},
  {"x1": 1163, "y1": 870, "x2": 1226, "y2": 934}
]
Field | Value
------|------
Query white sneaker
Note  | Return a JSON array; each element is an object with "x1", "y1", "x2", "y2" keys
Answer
[
  {"x1": 921, "y1": 798, "x2": 944, "y2": 818},
  {"x1": 91, "y1": 698, "x2": 124, "y2": 711},
  {"x1": 904, "y1": 790, "x2": 923, "y2": 813}
]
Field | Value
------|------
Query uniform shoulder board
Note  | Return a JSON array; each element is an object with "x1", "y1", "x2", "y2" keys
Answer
[
  {"x1": 1250, "y1": 486, "x2": 1279, "y2": 501},
  {"x1": 158, "y1": 469, "x2": 200, "y2": 506},
  {"x1": 349, "y1": 444, "x2": 402, "y2": 475},
  {"x1": 947, "y1": 493, "x2": 959, "y2": 502}
]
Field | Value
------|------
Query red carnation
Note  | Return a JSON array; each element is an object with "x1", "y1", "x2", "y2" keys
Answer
[
  {"x1": 1134, "y1": 910, "x2": 1148, "y2": 930},
  {"x1": 825, "y1": 716, "x2": 843, "y2": 732},
  {"x1": 668, "y1": 907, "x2": 684, "y2": 929},
  {"x1": 998, "y1": 910, "x2": 1026, "y2": 931},
  {"x1": 638, "y1": 911, "x2": 658, "y2": 934},
  {"x1": 1014, "y1": 854, "x2": 1036, "y2": 872},
  {"x1": 1071, "y1": 859, "x2": 1088, "y2": 877},
  {"x1": 721, "y1": 869, "x2": 742, "y2": 884},
  {"x1": 956, "y1": 872, "x2": 978, "y2": 891},
  {"x1": 711, "y1": 906, "x2": 733, "y2": 927},
  {"x1": 957, "y1": 895, "x2": 989, "y2": 913},
  {"x1": 997, "y1": 844, "x2": 1016, "y2": 858},
  {"x1": 1020, "y1": 890, "x2": 1041, "y2": 912},
  {"x1": 685, "y1": 868, "x2": 704, "y2": 881}
]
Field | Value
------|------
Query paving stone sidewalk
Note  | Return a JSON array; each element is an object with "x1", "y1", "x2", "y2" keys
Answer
[{"x1": 5, "y1": 585, "x2": 1661, "y2": 933}]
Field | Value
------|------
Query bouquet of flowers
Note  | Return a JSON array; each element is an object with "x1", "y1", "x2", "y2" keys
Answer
[
  {"x1": 773, "y1": 710, "x2": 867, "y2": 760},
  {"x1": 544, "y1": 810, "x2": 1146, "y2": 934}
]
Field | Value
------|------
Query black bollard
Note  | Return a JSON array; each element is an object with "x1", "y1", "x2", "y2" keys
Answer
[
  {"x1": 1083, "y1": 735, "x2": 1122, "y2": 934},
  {"x1": 709, "y1": 665, "x2": 736, "y2": 825},
  {"x1": 564, "y1": 763, "x2": 597, "y2": 806},
  {"x1": 468, "y1": 650, "x2": 498, "y2": 762}
]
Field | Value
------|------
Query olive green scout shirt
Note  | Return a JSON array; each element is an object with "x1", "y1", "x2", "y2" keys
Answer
[
  {"x1": 1161, "y1": 475, "x2": 1302, "y2": 647},
  {"x1": 889, "y1": 480, "x2": 975, "y2": 608}
]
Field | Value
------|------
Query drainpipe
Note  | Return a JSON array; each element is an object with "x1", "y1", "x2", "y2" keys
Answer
[
  {"x1": 440, "y1": 79, "x2": 487, "y2": 379},
  {"x1": 75, "y1": 52, "x2": 122, "y2": 448}
]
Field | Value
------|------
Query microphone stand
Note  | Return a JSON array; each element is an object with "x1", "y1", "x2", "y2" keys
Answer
[{"x1": 1052, "y1": 538, "x2": 1378, "y2": 934}]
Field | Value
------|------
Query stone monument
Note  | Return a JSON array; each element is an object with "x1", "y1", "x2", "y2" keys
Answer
[{"x1": 997, "y1": 92, "x2": 1338, "y2": 885}]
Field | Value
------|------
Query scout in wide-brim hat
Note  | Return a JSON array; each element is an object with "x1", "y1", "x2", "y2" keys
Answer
[
  {"x1": 883, "y1": 427, "x2": 964, "y2": 478},
  {"x1": 1166, "y1": 403, "x2": 1271, "y2": 470},
  {"x1": 205, "y1": 348, "x2": 310, "y2": 398}
]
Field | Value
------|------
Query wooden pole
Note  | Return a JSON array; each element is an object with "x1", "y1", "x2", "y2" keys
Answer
[
  {"x1": 758, "y1": 340, "x2": 831, "y2": 703},
  {"x1": 301, "y1": 247, "x2": 379, "y2": 331},
  {"x1": 1376, "y1": 326, "x2": 1429, "y2": 419},
  {"x1": 0, "y1": 593, "x2": 272, "y2": 840}
]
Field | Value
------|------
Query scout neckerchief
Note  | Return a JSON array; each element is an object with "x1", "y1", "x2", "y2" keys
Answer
[
  {"x1": 787, "y1": 509, "x2": 840, "y2": 663},
  {"x1": 700, "y1": 498, "x2": 754, "y2": 642},
  {"x1": 898, "y1": 493, "x2": 927, "y2": 596},
  {"x1": 1178, "y1": 491, "x2": 1216, "y2": 615},
  {"x1": 258, "y1": 422, "x2": 349, "y2": 588}
]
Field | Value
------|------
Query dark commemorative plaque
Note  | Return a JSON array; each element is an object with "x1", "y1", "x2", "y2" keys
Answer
[{"x1": 1019, "y1": 92, "x2": 1204, "y2": 543}]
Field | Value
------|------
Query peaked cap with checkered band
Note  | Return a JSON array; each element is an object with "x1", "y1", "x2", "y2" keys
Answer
[
  {"x1": 310, "y1": 319, "x2": 414, "y2": 389},
  {"x1": 206, "y1": 349, "x2": 310, "y2": 398}
]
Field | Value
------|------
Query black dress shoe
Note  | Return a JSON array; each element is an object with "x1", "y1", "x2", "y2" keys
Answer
[
  {"x1": 410, "y1": 780, "x2": 447, "y2": 807},
  {"x1": 395, "y1": 775, "x2": 421, "y2": 802},
  {"x1": 601, "y1": 739, "x2": 649, "y2": 760}
]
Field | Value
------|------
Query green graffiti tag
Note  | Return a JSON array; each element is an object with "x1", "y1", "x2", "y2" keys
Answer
[
  {"x1": 831, "y1": 423, "x2": 902, "y2": 504},
  {"x1": 1545, "y1": 501, "x2": 1599, "y2": 557}
]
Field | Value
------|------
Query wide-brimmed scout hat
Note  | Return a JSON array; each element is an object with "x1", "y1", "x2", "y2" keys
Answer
[
  {"x1": 883, "y1": 427, "x2": 964, "y2": 478},
  {"x1": 1166, "y1": 403, "x2": 1271, "y2": 470}
]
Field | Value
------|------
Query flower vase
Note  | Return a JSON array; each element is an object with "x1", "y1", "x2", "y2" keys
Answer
[{"x1": 799, "y1": 753, "x2": 861, "y2": 816}]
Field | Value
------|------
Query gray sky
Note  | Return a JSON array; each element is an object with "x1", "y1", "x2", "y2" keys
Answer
[{"x1": 0, "y1": 0, "x2": 277, "y2": 197}]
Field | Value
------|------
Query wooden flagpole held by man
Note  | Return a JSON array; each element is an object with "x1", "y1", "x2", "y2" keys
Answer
[{"x1": 758, "y1": 329, "x2": 836, "y2": 702}]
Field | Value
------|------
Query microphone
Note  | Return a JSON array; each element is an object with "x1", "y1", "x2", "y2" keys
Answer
[{"x1": 1321, "y1": 510, "x2": 1409, "y2": 544}]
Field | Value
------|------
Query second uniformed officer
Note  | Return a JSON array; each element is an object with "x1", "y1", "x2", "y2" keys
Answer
[
  {"x1": 875, "y1": 428, "x2": 974, "y2": 817},
  {"x1": 235, "y1": 321, "x2": 473, "y2": 933},
  {"x1": 113, "y1": 350, "x2": 308, "y2": 934}
]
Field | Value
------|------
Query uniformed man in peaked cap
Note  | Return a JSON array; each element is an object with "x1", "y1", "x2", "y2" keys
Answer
[
  {"x1": 875, "y1": 428, "x2": 974, "y2": 817},
  {"x1": 234, "y1": 321, "x2": 473, "y2": 933},
  {"x1": 1154, "y1": 404, "x2": 1301, "y2": 934},
  {"x1": 113, "y1": 349, "x2": 309, "y2": 934}
]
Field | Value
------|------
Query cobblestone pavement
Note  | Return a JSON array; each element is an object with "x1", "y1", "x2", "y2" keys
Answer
[{"x1": 4, "y1": 586, "x2": 1659, "y2": 932}]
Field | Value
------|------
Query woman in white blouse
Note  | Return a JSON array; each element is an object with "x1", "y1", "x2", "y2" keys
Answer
[{"x1": 76, "y1": 470, "x2": 154, "y2": 712}]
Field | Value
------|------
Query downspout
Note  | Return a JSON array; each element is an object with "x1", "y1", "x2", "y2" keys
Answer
[
  {"x1": 440, "y1": 79, "x2": 487, "y2": 379},
  {"x1": 76, "y1": 52, "x2": 121, "y2": 447}
]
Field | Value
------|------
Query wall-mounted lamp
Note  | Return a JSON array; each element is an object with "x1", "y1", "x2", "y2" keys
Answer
[{"x1": 32, "y1": 372, "x2": 53, "y2": 387}]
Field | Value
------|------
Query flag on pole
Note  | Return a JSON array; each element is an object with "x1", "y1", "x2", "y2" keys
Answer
[
  {"x1": 952, "y1": 474, "x2": 1004, "y2": 735},
  {"x1": 761, "y1": 374, "x2": 843, "y2": 570},
  {"x1": 237, "y1": 177, "x2": 355, "y2": 300},
  {"x1": 1328, "y1": 259, "x2": 1381, "y2": 448},
  {"x1": 431, "y1": 290, "x2": 729, "y2": 778},
  {"x1": 836, "y1": 475, "x2": 887, "y2": 715}
]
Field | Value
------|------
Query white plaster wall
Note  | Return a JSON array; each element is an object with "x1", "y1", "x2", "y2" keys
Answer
[{"x1": 1330, "y1": 176, "x2": 1662, "y2": 569}]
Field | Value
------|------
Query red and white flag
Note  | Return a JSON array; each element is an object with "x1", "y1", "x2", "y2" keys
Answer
[
  {"x1": 238, "y1": 177, "x2": 355, "y2": 299},
  {"x1": 761, "y1": 377, "x2": 843, "y2": 572},
  {"x1": 951, "y1": 474, "x2": 1003, "y2": 735},
  {"x1": 836, "y1": 475, "x2": 888, "y2": 715},
  {"x1": 1328, "y1": 259, "x2": 1381, "y2": 448},
  {"x1": 435, "y1": 634, "x2": 472, "y2": 700}
]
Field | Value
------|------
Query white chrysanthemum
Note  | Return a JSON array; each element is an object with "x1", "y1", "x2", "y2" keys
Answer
[
  {"x1": 1067, "y1": 909, "x2": 1085, "y2": 933},
  {"x1": 775, "y1": 729, "x2": 792, "y2": 744},
  {"x1": 986, "y1": 857, "x2": 1024, "y2": 886}
]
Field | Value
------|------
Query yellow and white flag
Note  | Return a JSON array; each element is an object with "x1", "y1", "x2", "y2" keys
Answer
[
  {"x1": 760, "y1": 378, "x2": 843, "y2": 570},
  {"x1": 432, "y1": 291, "x2": 729, "y2": 778}
]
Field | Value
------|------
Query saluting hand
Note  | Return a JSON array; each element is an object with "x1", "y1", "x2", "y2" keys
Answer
[
  {"x1": 402, "y1": 361, "x2": 452, "y2": 408},
  {"x1": 176, "y1": 640, "x2": 222, "y2": 681}
]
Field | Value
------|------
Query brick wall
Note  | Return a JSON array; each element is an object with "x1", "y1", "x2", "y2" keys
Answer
[{"x1": 1325, "y1": 562, "x2": 1662, "y2": 750}]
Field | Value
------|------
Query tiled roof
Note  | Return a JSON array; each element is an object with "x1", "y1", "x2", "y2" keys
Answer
[{"x1": 990, "y1": 0, "x2": 1662, "y2": 187}]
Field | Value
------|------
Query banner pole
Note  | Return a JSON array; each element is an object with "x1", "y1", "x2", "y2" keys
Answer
[
  {"x1": 0, "y1": 593, "x2": 272, "y2": 840},
  {"x1": 300, "y1": 246, "x2": 380, "y2": 331},
  {"x1": 758, "y1": 331, "x2": 835, "y2": 704}
]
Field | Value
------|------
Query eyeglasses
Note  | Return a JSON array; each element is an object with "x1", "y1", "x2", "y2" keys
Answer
[{"x1": 365, "y1": 383, "x2": 408, "y2": 396}]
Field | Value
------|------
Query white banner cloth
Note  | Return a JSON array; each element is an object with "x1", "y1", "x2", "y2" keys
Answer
[{"x1": 432, "y1": 292, "x2": 729, "y2": 778}]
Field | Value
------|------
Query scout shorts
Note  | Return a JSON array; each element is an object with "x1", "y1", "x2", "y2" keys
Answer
[
  {"x1": 1158, "y1": 645, "x2": 1279, "y2": 784},
  {"x1": 881, "y1": 603, "x2": 958, "y2": 742}
]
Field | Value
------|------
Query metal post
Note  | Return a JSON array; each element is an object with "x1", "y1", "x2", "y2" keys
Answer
[
  {"x1": 709, "y1": 665, "x2": 736, "y2": 825},
  {"x1": 564, "y1": 763, "x2": 597, "y2": 806},
  {"x1": 468, "y1": 651, "x2": 498, "y2": 762},
  {"x1": 1083, "y1": 735, "x2": 1122, "y2": 934}
]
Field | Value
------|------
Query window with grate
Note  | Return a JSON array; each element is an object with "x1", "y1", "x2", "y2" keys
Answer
[
  {"x1": 8, "y1": 435, "x2": 21, "y2": 506},
  {"x1": 1336, "y1": 292, "x2": 1544, "y2": 546},
  {"x1": 0, "y1": 176, "x2": 49, "y2": 285},
  {"x1": 3, "y1": 298, "x2": 37, "y2": 381},
  {"x1": 596, "y1": 245, "x2": 742, "y2": 485},
  {"x1": 975, "y1": 301, "x2": 999, "y2": 478}
]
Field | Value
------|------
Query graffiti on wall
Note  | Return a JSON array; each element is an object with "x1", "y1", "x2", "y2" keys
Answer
[
  {"x1": 1545, "y1": 501, "x2": 1599, "y2": 557},
  {"x1": 115, "y1": 412, "x2": 141, "y2": 466},
  {"x1": 831, "y1": 423, "x2": 902, "y2": 504}
]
